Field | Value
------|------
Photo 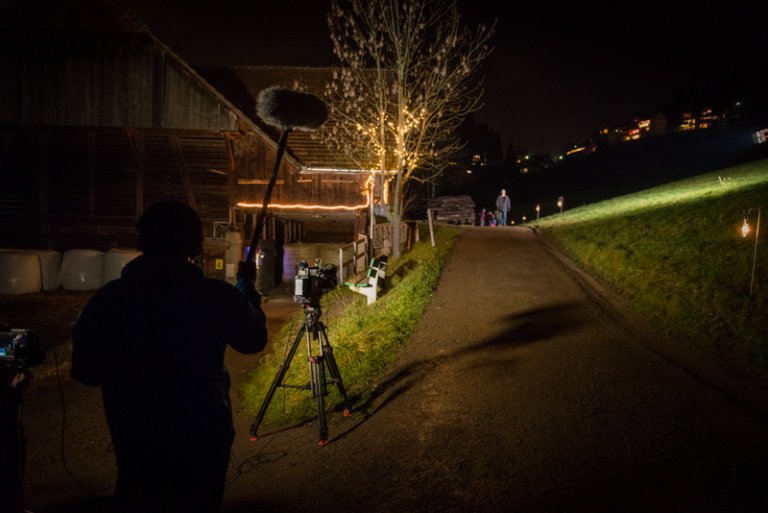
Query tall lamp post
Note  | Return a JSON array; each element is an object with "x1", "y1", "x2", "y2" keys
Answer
[
  {"x1": 557, "y1": 196, "x2": 564, "y2": 214},
  {"x1": 741, "y1": 207, "x2": 762, "y2": 297}
]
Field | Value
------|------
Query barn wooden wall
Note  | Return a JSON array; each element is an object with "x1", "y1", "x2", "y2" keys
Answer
[
  {"x1": 0, "y1": 16, "x2": 369, "y2": 254},
  {"x1": 230, "y1": 130, "x2": 368, "y2": 209},
  {"x1": 0, "y1": 125, "x2": 233, "y2": 250},
  {"x1": 0, "y1": 31, "x2": 237, "y2": 132}
]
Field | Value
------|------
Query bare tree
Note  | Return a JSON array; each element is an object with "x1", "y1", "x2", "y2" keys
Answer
[{"x1": 320, "y1": 0, "x2": 495, "y2": 259}]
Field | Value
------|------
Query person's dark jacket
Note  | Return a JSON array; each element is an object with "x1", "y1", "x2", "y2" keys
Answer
[
  {"x1": 71, "y1": 254, "x2": 267, "y2": 466},
  {"x1": 496, "y1": 194, "x2": 511, "y2": 213}
]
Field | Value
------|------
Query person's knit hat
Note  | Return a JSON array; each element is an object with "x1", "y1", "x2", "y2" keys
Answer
[{"x1": 136, "y1": 200, "x2": 203, "y2": 258}]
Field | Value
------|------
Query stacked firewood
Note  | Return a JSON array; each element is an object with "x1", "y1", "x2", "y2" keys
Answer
[{"x1": 426, "y1": 196, "x2": 476, "y2": 225}]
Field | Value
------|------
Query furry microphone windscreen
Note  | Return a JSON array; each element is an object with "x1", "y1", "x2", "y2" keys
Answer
[{"x1": 256, "y1": 86, "x2": 329, "y2": 132}]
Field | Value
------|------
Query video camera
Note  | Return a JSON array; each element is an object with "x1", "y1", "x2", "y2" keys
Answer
[
  {"x1": 293, "y1": 260, "x2": 338, "y2": 305},
  {"x1": 0, "y1": 324, "x2": 45, "y2": 371}
]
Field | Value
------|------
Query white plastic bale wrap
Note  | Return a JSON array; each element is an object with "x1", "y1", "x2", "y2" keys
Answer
[
  {"x1": 30, "y1": 250, "x2": 62, "y2": 291},
  {"x1": 60, "y1": 250, "x2": 104, "y2": 291},
  {"x1": 0, "y1": 251, "x2": 42, "y2": 295},
  {"x1": 101, "y1": 249, "x2": 141, "y2": 286}
]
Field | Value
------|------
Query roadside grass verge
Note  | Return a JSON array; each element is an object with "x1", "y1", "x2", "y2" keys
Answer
[
  {"x1": 240, "y1": 224, "x2": 461, "y2": 427},
  {"x1": 531, "y1": 158, "x2": 768, "y2": 374}
]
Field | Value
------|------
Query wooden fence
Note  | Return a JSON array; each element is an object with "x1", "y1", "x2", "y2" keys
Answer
[
  {"x1": 373, "y1": 222, "x2": 410, "y2": 253},
  {"x1": 338, "y1": 233, "x2": 369, "y2": 281}
]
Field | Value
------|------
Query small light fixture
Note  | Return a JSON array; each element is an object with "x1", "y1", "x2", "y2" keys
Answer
[
  {"x1": 740, "y1": 207, "x2": 763, "y2": 297},
  {"x1": 741, "y1": 217, "x2": 751, "y2": 238}
]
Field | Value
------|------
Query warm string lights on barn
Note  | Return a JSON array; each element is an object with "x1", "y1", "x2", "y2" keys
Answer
[
  {"x1": 368, "y1": 172, "x2": 395, "y2": 205},
  {"x1": 236, "y1": 194, "x2": 371, "y2": 211},
  {"x1": 236, "y1": 171, "x2": 395, "y2": 211}
]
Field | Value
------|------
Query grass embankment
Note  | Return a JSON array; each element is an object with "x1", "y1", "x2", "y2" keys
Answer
[
  {"x1": 531, "y1": 158, "x2": 768, "y2": 373},
  {"x1": 241, "y1": 224, "x2": 461, "y2": 426}
]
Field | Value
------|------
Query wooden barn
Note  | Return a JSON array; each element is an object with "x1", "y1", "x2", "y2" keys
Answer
[{"x1": 0, "y1": 0, "x2": 371, "y2": 289}]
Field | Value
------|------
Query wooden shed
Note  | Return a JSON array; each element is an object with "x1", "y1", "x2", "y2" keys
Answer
[{"x1": 0, "y1": 0, "x2": 371, "y2": 288}]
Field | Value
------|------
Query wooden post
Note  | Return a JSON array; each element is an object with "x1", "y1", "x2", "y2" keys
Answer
[{"x1": 427, "y1": 208, "x2": 435, "y2": 247}]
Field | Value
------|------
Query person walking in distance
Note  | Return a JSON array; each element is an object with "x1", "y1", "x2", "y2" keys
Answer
[
  {"x1": 496, "y1": 188, "x2": 511, "y2": 226},
  {"x1": 71, "y1": 200, "x2": 268, "y2": 513}
]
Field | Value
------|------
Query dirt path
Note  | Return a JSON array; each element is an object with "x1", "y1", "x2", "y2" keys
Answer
[{"x1": 15, "y1": 226, "x2": 768, "y2": 512}]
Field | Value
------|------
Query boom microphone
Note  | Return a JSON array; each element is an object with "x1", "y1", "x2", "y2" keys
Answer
[
  {"x1": 256, "y1": 86, "x2": 328, "y2": 132},
  {"x1": 243, "y1": 87, "x2": 328, "y2": 265}
]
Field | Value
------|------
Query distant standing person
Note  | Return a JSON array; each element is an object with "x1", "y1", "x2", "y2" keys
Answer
[
  {"x1": 496, "y1": 189, "x2": 511, "y2": 226},
  {"x1": 71, "y1": 200, "x2": 268, "y2": 513}
]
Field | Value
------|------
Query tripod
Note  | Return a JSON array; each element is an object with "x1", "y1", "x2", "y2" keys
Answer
[{"x1": 250, "y1": 302, "x2": 351, "y2": 446}]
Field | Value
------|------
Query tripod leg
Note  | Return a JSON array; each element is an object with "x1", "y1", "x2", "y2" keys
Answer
[
  {"x1": 250, "y1": 324, "x2": 306, "y2": 441},
  {"x1": 318, "y1": 323, "x2": 352, "y2": 416},
  {"x1": 308, "y1": 354, "x2": 329, "y2": 445}
]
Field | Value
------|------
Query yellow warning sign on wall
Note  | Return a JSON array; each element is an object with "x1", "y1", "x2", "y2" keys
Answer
[{"x1": 215, "y1": 258, "x2": 224, "y2": 270}]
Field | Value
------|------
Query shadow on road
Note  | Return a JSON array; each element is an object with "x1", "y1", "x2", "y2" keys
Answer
[{"x1": 332, "y1": 300, "x2": 585, "y2": 442}]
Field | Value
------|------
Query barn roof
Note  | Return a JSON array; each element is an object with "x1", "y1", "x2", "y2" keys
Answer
[{"x1": 197, "y1": 65, "x2": 380, "y2": 173}]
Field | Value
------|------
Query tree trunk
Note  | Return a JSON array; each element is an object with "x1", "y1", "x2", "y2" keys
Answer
[
  {"x1": 391, "y1": 210, "x2": 402, "y2": 260},
  {"x1": 391, "y1": 169, "x2": 404, "y2": 260}
]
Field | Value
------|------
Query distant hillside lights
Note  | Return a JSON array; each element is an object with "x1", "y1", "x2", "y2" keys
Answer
[
  {"x1": 561, "y1": 104, "x2": 738, "y2": 161},
  {"x1": 566, "y1": 145, "x2": 588, "y2": 156},
  {"x1": 515, "y1": 154, "x2": 531, "y2": 174},
  {"x1": 677, "y1": 109, "x2": 721, "y2": 131},
  {"x1": 507, "y1": 152, "x2": 556, "y2": 175},
  {"x1": 609, "y1": 114, "x2": 663, "y2": 143}
]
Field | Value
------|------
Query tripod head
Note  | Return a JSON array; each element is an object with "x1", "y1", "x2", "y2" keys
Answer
[{"x1": 300, "y1": 301, "x2": 323, "y2": 327}]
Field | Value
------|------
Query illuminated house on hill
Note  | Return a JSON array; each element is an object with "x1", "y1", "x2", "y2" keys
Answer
[
  {"x1": 595, "y1": 114, "x2": 666, "y2": 147},
  {"x1": 583, "y1": 105, "x2": 730, "y2": 154},
  {"x1": 677, "y1": 107, "x2": 721, "y2": 131}
]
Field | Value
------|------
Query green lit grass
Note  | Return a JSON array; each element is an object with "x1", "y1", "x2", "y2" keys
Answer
[
  {"x1": 240, "y1": 225, "x2": 460, "y2": 427},
  {"x1": 531, "y1": 158, "x2": 768, "y2": 372},
  {"x1": 242, "y1": 159, "x2": 768, "y2": 428}
]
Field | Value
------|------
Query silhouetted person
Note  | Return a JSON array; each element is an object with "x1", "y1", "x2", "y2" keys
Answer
[
  {"x1": 0, "y1": 368, "x2": 28, "y2": 513},
  {"x1": 495, "y1": 188, "x2": 511, "y2": 226},
  {"x1": 71, "y1": 200, "x2": 268, "y2": 513}
]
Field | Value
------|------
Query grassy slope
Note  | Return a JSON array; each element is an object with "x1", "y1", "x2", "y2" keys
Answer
[
  {"x1": 531, "y1": 158, "x2": 768, "y2": 373},
  {"x1": 241, "y1": 225, "x2": 461, "y2": 426}
]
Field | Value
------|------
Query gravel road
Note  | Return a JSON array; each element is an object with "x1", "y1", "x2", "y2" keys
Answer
[{"x1": 16, "y1": 226, "x2": 768, "y2": 513}]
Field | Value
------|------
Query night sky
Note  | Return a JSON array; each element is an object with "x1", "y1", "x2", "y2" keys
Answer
[{"x1": 2, "y1": 0, "x2": 765, "y2": 156}]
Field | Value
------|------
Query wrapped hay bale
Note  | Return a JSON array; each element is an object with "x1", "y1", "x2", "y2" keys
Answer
[
  {"x1": 101, "y1": 249, "x2": 141, "y2": 286},
  {"x1": 60, "y1": 249, "x2": 104, "y2": 291},
  {"x1": 30, "y1": 250, "x2": 62, "y2": 291},
  {"x1": 0, "y1": 251, "x2": 42, "y2": 295}
]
